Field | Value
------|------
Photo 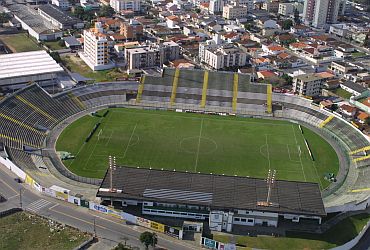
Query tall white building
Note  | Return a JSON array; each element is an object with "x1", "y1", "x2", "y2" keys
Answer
[
  {"x1": 303, "y1": 0, "x2": 341, "y2": 28},
  {"x1": 110, "y1": 0, "x2": 141, "y2": 12},
  {"x1": 79, "y1": 22, "x2": 115, "y2": 71},
  {"x1": 278, "y1": 3, "x2": 294, "y2": 16},
  {"x1": 209, "y1": 0, "x2": 224, "y2": 14}
]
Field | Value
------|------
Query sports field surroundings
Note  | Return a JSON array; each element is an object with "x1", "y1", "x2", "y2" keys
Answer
[
  {"x1": 60, "y1": 55, "x2": 124, "y2": 82},
  {"x1": 0, "y1": 33, "x2": 41, "y2": 52},
  {"x1": 214, "y1": 213, "x2": 370, "y2": 249},
  {"x1": 0, "y1": 212, "x2": 90, "y2": 250},
  {"x1": 56, "y1": 108, "x2": 338, "y2": 189}
]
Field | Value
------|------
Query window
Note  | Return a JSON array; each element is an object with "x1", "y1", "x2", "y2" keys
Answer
[
  {"x1": 241, "y1": 218, "x2": 247, "y2": 222},
  {"x1": 234, "y1": 218, "x2": 240, "y2": 222},
  {"x1": 248, "y1": 219, "x2": 253, "y2": 223}
]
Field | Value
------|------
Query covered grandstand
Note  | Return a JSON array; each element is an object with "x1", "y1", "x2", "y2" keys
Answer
[{"x1": 0, "y1": 68, "x2": 369, "y2": 211}]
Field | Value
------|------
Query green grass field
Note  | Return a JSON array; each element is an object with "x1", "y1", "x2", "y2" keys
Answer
[
  {"x1": 0, "y1": 33, "x2": 41, "y2": 52},
  {"x1": 56, "y1": 108, "x2": 339, "y2": 188}
]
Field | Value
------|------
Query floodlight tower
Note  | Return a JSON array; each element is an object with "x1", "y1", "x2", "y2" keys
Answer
[
  {"x1": 109, "y1": 155, "x2": 116, "y2": 193},
  {"x1": 266, "y1": 169, "x2": 276, "y2": 206}
]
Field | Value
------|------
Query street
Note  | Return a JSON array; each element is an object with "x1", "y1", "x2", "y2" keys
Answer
[{"x1": 0, "y1": 165, "x2": 196, "y2": 250}]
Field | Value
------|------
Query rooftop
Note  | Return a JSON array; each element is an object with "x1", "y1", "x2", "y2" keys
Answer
[
  {"x1": 0, "y1": 51, "x2": 64, "y2": 80},
  {"x1": 97, "y1": 166, "x2": 326, "y2": 216},
  {"x1": 8, "y1": 4, "x2": 60, "y2": 34},
  {"x1": 38, "y1": 4, "x2": 82, "y2": 25}
]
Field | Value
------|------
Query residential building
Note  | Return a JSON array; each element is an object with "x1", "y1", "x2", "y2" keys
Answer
[
  {"x1": 222, "y1": 3, "x2": 248, "y2": 20},
  {"x1": 278, "y1": 3, "x2": 294, "y2": 16},
  {"x1": 126, "y1": 46, "x2": 162, "y2": 71},
  {"x1": 79, "y1": 22, "x2": 114, "y2": 71},
  {"x1": 38, "y1": 4, "x2": 84, "y2": 29},
  {"x1": 97, "y1": 166, "x2": 326, "y2": 233},
  {"x1": 262, "y1": 0, "x2": 279, "y2": 13},
  {"x1": 120, "y1": 19, "x2": 143, "y2": 40},
  {"x1": 329, "y1": 61, "x2": 357, "y2": 77},
  {"x1": 293, "y1": 73, "x2": 324, "y2": 96},
  {"x1": 125, "y1": 42, "x2": 180, "y2": 70},
  {"x1": 303, "y1": 0, "x2": 341, "y2": 28},
  {"x1": 238, "y1": 0, "x2": 254, "y2": 11},
  {"x1": 202, "y1": 44, "x2": 247, "y2": 70},
  {"x1": 110, "y1": 0, "x2": 141, "y2": 12},
  {"x1": 51, "y1": 0, "x2": 70, "y2": 10},
  {"x1": 209, "y1": 0, "x2": 224, "y2": 14}
]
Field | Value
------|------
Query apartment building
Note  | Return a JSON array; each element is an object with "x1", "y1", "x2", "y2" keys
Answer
[
  {"x1": 262, "y1": 0, "x2": 279, "y2": 13},
  {"x1": 79, "y1": 23, "x2": 114, "y2": 71},
  {"x1": 202, "y1": 44, "x2": 247, "y2": 70},
  {"x1": 238, "y1": 0, "x2": 254, "y2": 11},
  {"x1": 278, "y1": 3, "x2": 294, "y2": 16},
  {"x1": 209, "y1": 0, "x2": 224, "y2": 14},
  {"x1": 223, "y1": 3, "x2": 248, "y2": 20},
  {"x1": 293, "y1": 73, "x2": 324, "y2": 96},
  {"x1": 120, "y1": 19, "x2": 143, "y2": 40},
  {"x1": 125, "y1": 42, "x2": 180, "y2": 70},
  {"x1": 303, "y1": 0, "x2": 340, "y2": 28},
  {"x1": 110, "y1": 0, "x2": 141, "y2": 12}
]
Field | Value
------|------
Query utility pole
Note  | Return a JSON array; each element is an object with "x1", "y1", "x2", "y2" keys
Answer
[
  {"x1": 19, "y1": 188, "x2": 23, "y2": 209},
  {"x1": 93, "y1": 217, "x2": 97, "y2": 238}
]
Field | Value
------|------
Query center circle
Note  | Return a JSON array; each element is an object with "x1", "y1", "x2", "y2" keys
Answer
[{"x1": 179, "y1": 136, "x2": 218, "y2": 154}]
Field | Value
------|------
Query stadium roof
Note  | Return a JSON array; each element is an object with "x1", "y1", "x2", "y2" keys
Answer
[
  {"x1": 97, "y1": 166, "x2": 326, "y2": 217},
  {"x1": 0, "y1": 51, "x2": 64, "y2": 80},
  {"x1": 38, "y1": 5, "x2": 82, "y2": 26}
]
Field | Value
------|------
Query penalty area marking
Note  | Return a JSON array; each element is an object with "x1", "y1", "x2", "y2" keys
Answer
[{"x1": 292, "y1": 125, "x2": 307, "y2": 181}]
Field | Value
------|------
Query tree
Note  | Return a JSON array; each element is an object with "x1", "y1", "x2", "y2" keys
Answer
[
  {"x1": 58, "y1": 39, "x2": 65, "y2": 47},
  {"x1": 0, "y1": 12, "x2": 11, "y2": 24},
  {"x1": 282, "y1": 19, "x2": 293, "y2": 30},
  {"x1": 49, "y1": 51, "x2": 61, "y2": 63},
  {"x1": 98, "y1": 5, "x2": 115, "y2": 17},
  {"x1": 282, "y1": 73, "x2": 293, "y2": 85},
  {"x1": 294, "y1": 8, "x2": 301, "y2": 25},
  {"x1": 139, "y1": 231, "x2": 157, "y2": 250}
]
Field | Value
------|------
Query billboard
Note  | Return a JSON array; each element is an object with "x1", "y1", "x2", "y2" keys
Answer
[
  {"x1": 67, "y1": 195, "x2": 81, "y2": 206},
  {"x1": 55, "y1": 191, "x2": 68, "y2": 201},
  {"x1": 150, "y1": 221, "x2": 165, "y2": 233}
]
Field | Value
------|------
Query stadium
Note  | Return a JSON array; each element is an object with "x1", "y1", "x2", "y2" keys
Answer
[{"x1": 1, "y1": 68, "x2": 370, "y2": 231}]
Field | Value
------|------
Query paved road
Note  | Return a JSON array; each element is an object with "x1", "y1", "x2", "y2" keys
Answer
[{"x1": 0, "y1": 165, "x2": 196, "y2": 250}]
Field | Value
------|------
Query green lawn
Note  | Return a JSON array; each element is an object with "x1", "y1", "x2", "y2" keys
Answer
[
  {"x1": 61, "y1": 55, "x2": 124, "y2": 82},
  {"x1": 352, "y1": 52, "x2": 367, "y2": 58},
  {"x1": 214, "y1": 213, "x2": 370, "y2": 250},
  {"x1": 0, "y1": 33, "x2": 41, "y2": 52},
  {"x1": 0, "y1": 212, "x2": 90, "y2": 250},
  {"x1": 332, "y1": 88, "x2": 353, "y2": 99},
  {"x1": 56, "y1": 108, "x2": 339, "y2": 188},
  {"x1": 44, "y1": 40, "x2": 65, "y2": 51}
]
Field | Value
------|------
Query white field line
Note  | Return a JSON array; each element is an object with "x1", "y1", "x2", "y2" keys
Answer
[
  {"x1": 194, "y1": 119, "x2": 204, "y2": 172},
  {"x1": 265, "y1": 134, "x2": 271, "y2": 170},
  {"x1": 122, "y1": 123, "x2": 138, "y2": 160},
  {"x1": 105, "y1": 130, "x2": 114, "y2": 146},
  {"x1": 292, "y1": 125, "x2": 307, "y2": 181}
]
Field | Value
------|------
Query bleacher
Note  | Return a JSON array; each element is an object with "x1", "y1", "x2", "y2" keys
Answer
[{"x1": 0, "y1": 82, "x2": 138, "y2": 176}]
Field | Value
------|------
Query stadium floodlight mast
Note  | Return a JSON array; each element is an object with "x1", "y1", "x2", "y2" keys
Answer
[
  {"x1": 257, "y1": 169, "x2": 278, "y2": 207},
  {"x1": 109, "y1": 155, "x2": 117, "y2": 193}
]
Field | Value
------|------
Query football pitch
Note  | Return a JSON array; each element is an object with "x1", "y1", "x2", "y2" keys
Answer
[{"x1": 56, "y1": 108, "x2": 339, "y2": 189}]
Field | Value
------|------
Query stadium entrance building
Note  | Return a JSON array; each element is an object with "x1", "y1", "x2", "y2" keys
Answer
[{"x1": 97, "y1": 166, "x2": 326, "y2": 232}]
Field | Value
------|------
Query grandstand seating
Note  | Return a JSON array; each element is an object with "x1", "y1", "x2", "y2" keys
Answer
[{"x1": 1, "y1": 70, "x2": 370, "y2": 207}]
